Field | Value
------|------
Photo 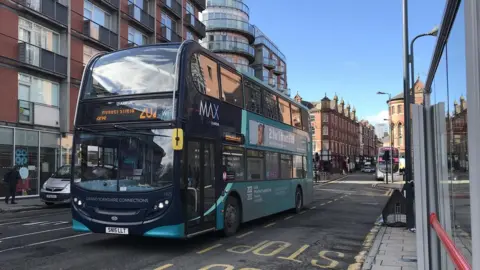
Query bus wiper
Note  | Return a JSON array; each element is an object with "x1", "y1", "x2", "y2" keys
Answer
[{"x1": 112, "y1": 124, "x2": 170, "y2": 138}]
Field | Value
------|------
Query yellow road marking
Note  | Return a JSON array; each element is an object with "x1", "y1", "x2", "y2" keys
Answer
[
  {"x1": 154, "y1": 264, "x2": 173, "y2": 270},
  {"x1": 236, "y1": 231, "x2": 254, "y2": 239},
  {"x1": 264, "y1": 222, "x2": 276, "y2": 228},
  {"x1": 196, "y1": 243, "x2": 223, "y2": 254},
  {"x1": 284, "y1": 215, "x2": 293, "y2": 220}
]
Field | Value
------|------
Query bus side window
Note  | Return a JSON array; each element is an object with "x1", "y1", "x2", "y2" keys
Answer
[
  {"x1": 191, "y1": 53, "x2": 220, "y2": 99},
  {"x1": 220, "y1": 67, "x2": 243, "y2": 108},
  {"x1": 244, "y1": 80, "x2": 262, "y2": 114}
]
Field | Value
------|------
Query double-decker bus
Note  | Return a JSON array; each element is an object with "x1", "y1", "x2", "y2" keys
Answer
[
  {"x1": 71, "y1": 41, "x2": 313, "y2": 239},
  {"x1": 375, "y1": 147, "x2": 400, "y2": 181}
]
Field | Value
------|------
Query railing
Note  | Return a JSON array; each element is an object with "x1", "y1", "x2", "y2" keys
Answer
[
  {"x1": 18, "y1": 100, "x2": 60, "y2": 127},
  {"x1": 429, "y1": 213, "x2": 471, "y2": 270},
  {"x1": 203, "y1": 18, "x2": 254, "y2": 42},
  {"x1": 83, "y1": 20, "x2": 118, "y2": 49},
  {"x1": 16, "y1": 0, "x2": 68, "y2": 26},
  {"x1": 262, "y1": 57, "x2": 276, "y2": 68},
  {"x1": 204, "y1": 41, "x2": 254, "y2": 61},
  {"x1": 128, "y1": 2, "x2": 154, "y2": 32},
  {"x1": 274, "y1": 65, "x2": 286, "y2": 74},
  {"x1": 254, "y1": 36, "x2": 286, "y2": 62},
  {"x1": 233, "y1": 63, "x2": 255, "y2": 77},
  {"x1": 160, "y1": 0, "x2": 181, "y2": 18},
  {"x1": 184, "y1": 13, "x2": 206, "y2": 38},
  {"x1": 17, "y1": 42, "x2": 67, "y2": 77},
  {"x1": 99, "y1": 0, "x2": 120, "y2": 9},
  {"x1": 160, "y1": 25, "x2": 182, "y2": 42},
  {"x1": 207, "y1": 0, "x2": 249, "y2": 16},
  {"x1": 191, "y1": 0, "x2": 206, "y2": 10}
]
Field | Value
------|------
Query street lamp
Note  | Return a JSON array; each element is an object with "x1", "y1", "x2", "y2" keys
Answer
[
  {"x1": 409, "y1": 26, "x2": 439, "y2": 103},
  {"x1": 377, "y1": 91, "x2": 393, "y2": 184}
]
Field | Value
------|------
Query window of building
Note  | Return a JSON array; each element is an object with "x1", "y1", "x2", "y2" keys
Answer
[
  {"x1": 83, "y1": 45, "x2": 101, "y2": 65},
  {"x1": 398, "y1": 104, "x2": 403, "y2": 114},
  {"x1": 190, "y1": 53, "x2": 220, "y2": 99},
  {"x1": 280, "y1": 154, "x2": 293, "y2": 179},
  {"x1": 84, "y1": 0, "x2": 111, "y2": 29},
  {"x1": 161, "y1": 12, "x2": 177, "y2": 40},
  {"x1": 244, "y1": 80, "x2": 262, "y2": 114},
  {"x1": 323, "y1": 114, "x2": 328, "y2": 122},
  {"x1": 128, "y1": 26, "x2": 148, "y2": 46},
  {"x1": 278, "y1": 98, "x2": 291, "y2": 125},
  {"x1": 263, "y1": 91, "x2": 279, "y2": 120},
  {"x1": 391, "y1": 106, "x2": 396, "y2": 114},
  {"x1": 186, "y1": 1, "x2": 194, "y2": 14},
  {"x1": 262, "y1": 68, "x2": 269, "y2": 82},
  {"x1": 186, "y1": 31, "x2": 194, "y2": 40},
  {"x1": 222, "y1": 145, "x2": 244, "y2": 181},
  {"x1": 293, "y1": 155, "x2": 303, "y2": 178},
  {"x1": 247, "y1": 150, "x2": 264, "y2": 180},
  {"x1": 291, "y1": 105, "x2": 302, "y2": 129},
  {"x1": 322, "y1": 141, "x2": 329, "y2": 150},
  {"x1": 322, "y1": 125, "x2": 328, "y2": 135},
  {"x1": 311, "y1": 126, "x2": 315, "y2": 135},
  {"x1": 18, "y1": 73, "x2": 59, "y2": 107},
  {"x1": 398, "y1": 124, "x2": 403, "y2": 146},
  {"x1": 220, "y1": 67, "x2": 243, "y2": 107},
  {"x1": 265, "y1": 152, "x2": 279, "y2": 179},
  {"x1": 18, "y1": 18, "x2": 60, "y2": 54}
]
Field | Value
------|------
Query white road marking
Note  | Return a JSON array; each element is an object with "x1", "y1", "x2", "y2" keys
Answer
[
  {"x1": 0, "y1": 227, "x2": 71, "y2": 241},
  {"x1": 284, "y1": 216, "x2": 293, "y2": 220},
  {"x1": 310, "y1": 206, "x2": 317, "y2": 209},
  {"x1": 236, "y1": 231, "x2": 254, "y2": 239},
  {"x1": 0, "y1": 233, "x2": 91, "y2": 253},
  {"x1": 264, "y1": 222, "x2": 276, "y2": 228}
]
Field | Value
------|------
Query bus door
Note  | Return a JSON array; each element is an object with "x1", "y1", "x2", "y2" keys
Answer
[{"x1": 184, "y1": 139, "x2": 217, "y2": 236}]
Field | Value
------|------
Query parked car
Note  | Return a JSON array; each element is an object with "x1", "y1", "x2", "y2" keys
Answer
[{"x1": 362, "y1": 166, "x2": 375, "y2": 173}]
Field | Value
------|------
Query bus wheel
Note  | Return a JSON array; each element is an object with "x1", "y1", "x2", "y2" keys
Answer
[
  {"x1": 223, "y1": 196, "x2": 240, "y2": 237},
  {"x1": 295, "y1": 187, "x2": 303, "y2": 213}
]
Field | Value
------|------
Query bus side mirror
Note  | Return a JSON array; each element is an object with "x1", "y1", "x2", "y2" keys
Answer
[{"x1": 172, "y1": 128, "x2": 184, "y2": 150}]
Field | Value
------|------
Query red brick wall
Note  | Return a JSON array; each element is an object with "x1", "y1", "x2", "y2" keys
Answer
[
  {"x1": 0, "y1": 6, "x2": 18, "y2": 60},
  {"x1": 0, "y1": 67, "x2": 19, "y2": 123},
  {"x1": 70, "y1": 37, "x2": 84, "y2": 80},
  {"x1": 120, "y1": 18, "x2": 129, "y2": 48}
]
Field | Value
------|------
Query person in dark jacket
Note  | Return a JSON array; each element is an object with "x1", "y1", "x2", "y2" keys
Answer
[{"x1": 4, "y1": 165, "x2": 21, "y2": 204}]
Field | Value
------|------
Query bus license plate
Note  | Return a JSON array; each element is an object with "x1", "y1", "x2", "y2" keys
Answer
[
  {"x1": 106, "y1": 227, "x2": 129, "y2": 235},
  {"x1": 46, "y1": 194, "x2": 57, "y2": 198}
]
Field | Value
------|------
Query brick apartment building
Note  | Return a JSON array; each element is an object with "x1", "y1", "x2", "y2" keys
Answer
[
  {"x1": 359, "y1": 120, "x2": 377, "y2": 163},
  {"x1": 448, "y1": 96, "x2": 468, "y2": 172},
  {"x1": 0, "y1": 0, "x2": 205, "y2": 198},
  {"x1": 295, "y1": 93, "x2": 363, "y2": 172}
]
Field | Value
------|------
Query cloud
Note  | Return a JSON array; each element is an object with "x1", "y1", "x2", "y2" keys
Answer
[{"x1": 363, "y1": 110, "x2": 389, "y2": 125}]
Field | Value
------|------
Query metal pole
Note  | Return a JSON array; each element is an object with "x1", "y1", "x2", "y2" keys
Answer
[{"x1": 402, "y1": 0, "x2": 415, "y2": 230}]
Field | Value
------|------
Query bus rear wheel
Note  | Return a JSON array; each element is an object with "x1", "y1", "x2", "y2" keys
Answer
[
  {"x1": 223, "y1": 196, "x2": 240, "y2": 237},
  {"x1": 294, "y1": 187, "x2": 303, "y2": 213}
]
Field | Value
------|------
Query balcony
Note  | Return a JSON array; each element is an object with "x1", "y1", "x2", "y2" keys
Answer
[
  {"x1": 277, "y1": 84, "x2": 289, "y2": 96},
  {"x1": 263, "y1": 57, "x2": 276, "y2": 69},
  {"x1": 83, "y1": 20, "x2": 118, "y2": 50},
  {"x1": 96, "y1": 0, "x2": 120, "y2": 10},
  {"x1": 268, "y1": 77, "x2": 275, "y2": 87},
  {"x1": 18, "y1": 100, "x2": 60, "y2": 128},
  {"x1": 159, "y1": 25, "x2": 182, "y2": 42},
  {"x1": 16, "y1": 0, "x2": 68, "y2": 27},
  {"x1": 18, "y1": 42, "x2": 67, "y2": 77},
  {"x1": 203, "y1": 19, "x2": 255, "y2": 43},
  {"x1": 160, "y1": 0, "x2": 181, "y2": 18},
  {"x1": 204, "y1": 41, "x2": 254, "y2": 63},
  {"x1": 128, "y1": 2, "x2": 154, "y2": 33},
  {"x1": 274, "y1": 65, "x2": 285, "y2": 75},
  {"x1": 191, "y1": 0, "x2": 206, "y2": 11},
  {"x1": 233, "y1": 63, "x2": 254, "y2": 77},
  {"x1": 184, "y1": 14, "x2": 206, "y2": 39},
  {"x1": 207, "y1": 0, "x2": 249, "y2": 16}
]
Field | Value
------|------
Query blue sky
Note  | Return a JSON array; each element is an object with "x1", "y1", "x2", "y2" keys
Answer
[{"x1": 244, "y1": 0, "x2": 449, "y2": 123}]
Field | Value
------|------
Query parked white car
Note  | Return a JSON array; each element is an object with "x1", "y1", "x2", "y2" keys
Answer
[{"x1": 40, "y1": 165, "x2": 76, "y2": 205}]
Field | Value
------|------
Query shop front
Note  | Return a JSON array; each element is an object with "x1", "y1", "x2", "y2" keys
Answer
[{"x1": 0, "y1": 126, "x2": 73, "y2": 199}]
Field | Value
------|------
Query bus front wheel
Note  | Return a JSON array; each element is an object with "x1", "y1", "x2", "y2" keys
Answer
[
  {"x1": 223, "y1": 196, "x2": 240, "y2": 237},
  {"x1": 294, "y1": 187, "x2": 303, "y2": 213}
]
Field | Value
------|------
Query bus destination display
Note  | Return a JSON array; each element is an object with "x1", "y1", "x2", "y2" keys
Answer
[{"x1": 92, "y1": 99, "x2": 174, "y2": 123}]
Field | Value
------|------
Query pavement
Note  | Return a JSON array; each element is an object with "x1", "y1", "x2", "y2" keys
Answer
[
  {"x1": 0, "y1": 173, "x2": 391, "y2": 270},
  {"x1": 0, "y1": 198, "x2": 49, "y2": 213}
]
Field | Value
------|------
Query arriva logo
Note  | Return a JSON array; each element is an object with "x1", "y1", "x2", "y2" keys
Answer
[{"x1": 199, "y1": 100, "x2": 219, "y2": 120}]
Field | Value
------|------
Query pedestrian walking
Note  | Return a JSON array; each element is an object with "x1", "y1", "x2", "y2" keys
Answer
[{"x1": 3, "y1": 165, "x2": 21, "y2": 204}]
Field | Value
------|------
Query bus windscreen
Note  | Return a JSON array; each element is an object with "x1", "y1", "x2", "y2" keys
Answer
[{"x1": 83, "y1": 45, "x2": 179, "y2": 99}]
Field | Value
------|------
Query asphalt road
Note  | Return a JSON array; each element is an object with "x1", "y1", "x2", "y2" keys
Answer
[{"x1": 0, "y1": 173, "x2": 388, "y2": 270}]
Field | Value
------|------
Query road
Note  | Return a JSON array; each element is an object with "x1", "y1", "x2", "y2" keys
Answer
[{"x1": 0, "y1": 173, "x2": 388, "y2": 270}]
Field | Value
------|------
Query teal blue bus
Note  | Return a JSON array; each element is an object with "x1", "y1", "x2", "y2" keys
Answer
[{"x1": 71, "y1": 40, "x2": 313, "y2": 238}]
